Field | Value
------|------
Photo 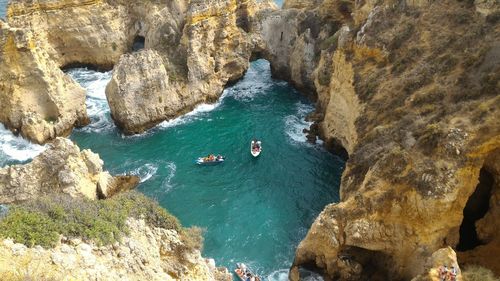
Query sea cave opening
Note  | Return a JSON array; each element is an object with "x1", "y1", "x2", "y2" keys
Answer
[
  {"x1": 457, "y1": 168, "x2": 494, "y2": 251},
  {"x1": 132, "y1": 35, "x2": 145, "y2": 52}
]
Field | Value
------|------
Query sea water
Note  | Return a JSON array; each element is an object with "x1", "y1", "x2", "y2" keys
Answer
[
  {"x1": 68, "y1": 60, "x2": 343, "y2": 280},
  {"x1": 0, "y1": 2, "x2": 343, "y2": 279},
  {"x1": 0, "y1": 59, "x2": 343, "y2": 280}
]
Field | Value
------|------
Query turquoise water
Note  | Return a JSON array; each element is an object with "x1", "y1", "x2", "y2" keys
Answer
[
  {"x1": 0, "y1": 0, "x2": 7, "y2": 19},
  {"x1": 66, "y1": 60, "x2": 343, "y2": 280}
]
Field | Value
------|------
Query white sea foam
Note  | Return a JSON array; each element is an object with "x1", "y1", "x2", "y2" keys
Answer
[
  {"x1": 66, "y1": 68, "x2": 113, "y2": 133},
  {"x1": 266, "y1": 269, "x2": 323, "y2": 281},
  {"x1": 284, "y1": 102, "x2": 315, "y2": 144},
  {"x1": 224, "y1": 60, "x2": 273, "y2": 102},
  {"x1": 161, "y1": 162, "x2": 177, "y2": 192},
  {"x1": 158, "y1": 96, "x2": 226, "y2": 129},
  {"x1": 131, "y1": 163, "x2": 159, "y2": 183},
  {"x1": 0, "y1": 125, "x2": 46, "y2": 166}
]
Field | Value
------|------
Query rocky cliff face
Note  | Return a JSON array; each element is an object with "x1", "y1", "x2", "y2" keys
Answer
[
  {"x1": 0, "y1": 20, "x2": 89, "y2": 144},
  {"x1": 254, "y1": 0, "x2": 500, "y2": 280},
  {"x1": 0, "y1": 218, "x2": 231, "y2": 281},
  {"x1": 0, "y1": 138, "x2": 137, "y2": 204},
  {"x1": 106, "y1": 0, "x2": 277, "y2": 134},
  {"x1": 0, "y1": 0, "x2": 277, "y2": 138}
]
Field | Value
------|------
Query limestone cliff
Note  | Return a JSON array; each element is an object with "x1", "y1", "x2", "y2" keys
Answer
[
  {"x1": 0, "y1": 20, "x2": 89, "y2": 144},
  {"x1": 0, "y1": 0, "x2": 277, "y2": 138},
  {"x1": 0, "y1": 138, "x2": 138, "y2": 203},
  {"x1": 0, "y1": 218, "x2": 231, "y2": 281},
  {"x1": 106, "y1": 0, "x2": 277, "y2": 134},
  {"x1": 254, "y1": 0, "x2": 500, "y2": 280}
]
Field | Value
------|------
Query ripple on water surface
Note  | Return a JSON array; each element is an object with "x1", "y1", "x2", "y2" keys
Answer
[
  {"x1": 0, "y1": 59, "x2": 342, "y2": 280},
  {"x1": 68, "y1": 60, "x2": 344, "y2": 280}
]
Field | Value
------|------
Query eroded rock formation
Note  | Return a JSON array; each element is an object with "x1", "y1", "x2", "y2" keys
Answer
[
  {"x1": 253, "y1": 0, "x2": 500, "y2": 280},
  {"x1": 0, "y1": 0, "x2": 277, "y2": 139},
  {"x1": 0, "y1": 138, "x2": 138, "y2": 203},
  {"x1": 0, "y1": 218, "x2": 231, "y2": 281},
  {"x1": 106, "y1": 0, "x2": 277, "y2": 134}
]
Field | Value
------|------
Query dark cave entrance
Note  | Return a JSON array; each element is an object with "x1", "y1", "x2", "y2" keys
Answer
[
  {"x1": 457, "y1": 168, "x2": 494, "y2": 251},
  {"x1": 132, "y1": 35, "x2": 145, "y2": 52}
]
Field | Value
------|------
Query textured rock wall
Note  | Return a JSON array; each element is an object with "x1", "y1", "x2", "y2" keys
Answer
[
  {"x1": 0, "y1": 20, "x2": 89, "y2": 144},
  {"x1": 255, "y1": 0, "x2": 500, "y2": 280},
  {"x1": 0, "y1": 218, "x2": 232, "y2": 281},
  {"x1": 0, "y1": 138, "x2": 137, "y2": 203},
  {"x1": 106, "y1": 0, "x2": 277, "y2": 134},
  {"x1": 0, "y1": 0, "x2": 277, "y2": 139}
]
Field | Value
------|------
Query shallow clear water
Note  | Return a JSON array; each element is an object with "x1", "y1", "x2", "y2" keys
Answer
[{"x1": 67, "y1": 60, "x2": 344, "y2": 280}]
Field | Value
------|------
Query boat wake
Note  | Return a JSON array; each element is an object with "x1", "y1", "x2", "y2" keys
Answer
[
  {"x1": 0, "y1": 124, "x2": 46, "y2": 166},
  {"x1": 66, "y1": 68, "x2": 114, "y2": 133}
]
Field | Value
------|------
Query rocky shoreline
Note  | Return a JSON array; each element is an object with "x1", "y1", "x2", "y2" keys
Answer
[{"x1": 0, "y1": 0, "x2": 498, "y2": 280}]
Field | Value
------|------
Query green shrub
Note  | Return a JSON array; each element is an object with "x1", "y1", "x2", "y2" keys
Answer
[
  {"x1": 0, "y1": 208, "x2": 60, "y2": 247},
  {"x1": 0, "y1": 191, "x2": 187, "y2": 248},
  {"x1": 462, "y1": 265, "x2": 499, "y2": 281}
]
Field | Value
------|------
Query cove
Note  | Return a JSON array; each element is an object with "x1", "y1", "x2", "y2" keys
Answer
[
  {"x1": 0, "y1": 58, "x2": 345, "y2": 280},
  {"x1": 68, "y1": 60, "x2": 344, "y2": 280}
]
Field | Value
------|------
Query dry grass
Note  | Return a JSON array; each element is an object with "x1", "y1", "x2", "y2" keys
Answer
[
  {"x1": 0, "y1": 254, "x2": 63, "y2": 281},
  {"x1": 462, "y1": 265, "x2": 500, "y2": 281}
]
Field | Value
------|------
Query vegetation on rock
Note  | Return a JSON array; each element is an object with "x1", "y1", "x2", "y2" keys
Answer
[{"x1": 0, "y1": 191, "x2": 201, "y2": 249}]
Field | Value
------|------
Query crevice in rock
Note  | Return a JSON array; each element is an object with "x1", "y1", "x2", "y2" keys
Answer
[
  {"x1": 132, "y1": 35, "x2": 145, "y2": 52},
  {"x1": 457, "y1": 168, "x2": 494, "y2": 251},
  {"x1": 60, "y1": 63, "x2": 113, "y2": 72},
  {"x1": 324, "y1": 137, "x2": 349, "y2": 160}
]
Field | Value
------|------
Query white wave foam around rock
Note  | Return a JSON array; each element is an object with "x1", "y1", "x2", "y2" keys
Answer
[
  {"x1": 0, "y1": 124, "x2": 46, "y2": 166},
  {"x1": 66, "y1": 68, "x2": 114, "y2": 133},
  {"x1": 284, "y1": 102, "x2": 314, "y2": 144},
  {"x1": 266, "y1": 269, "x2": 323, "y2": 281}
]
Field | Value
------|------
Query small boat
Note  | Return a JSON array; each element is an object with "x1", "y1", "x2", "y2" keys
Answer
[
  {"x1": 196, "y1": 155, "x2": 225, "y2": 165},
  {"x1": 235, "y1": 263, "x2": 261, "y2": 281},
  {"x1": 250, "y1": 140, "x2": 262, "y2": 157}
]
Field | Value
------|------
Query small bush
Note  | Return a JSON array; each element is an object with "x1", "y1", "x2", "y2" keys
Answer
[
  {"x1": 181, "y1": 226, "x2": 205, "y2": 251},
  {"x1": 0, "y1": 191, "x2": 186, "y2": 248},
  {"x1": 0, "y1": 208, "x2": 60, "y2": 247},
  {"x1": 462, "y1": 265, "x2": 499, "y2": 281}
]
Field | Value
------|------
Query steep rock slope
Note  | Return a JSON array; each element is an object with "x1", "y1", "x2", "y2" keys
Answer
[
  {"x1": 106, "y1": 0, "x2": 277, "y2": 134},
  {"x1": 0, "y1": 0, "x2": 277, "y2": 139},
  {"x1": 0, "y1": 138, "x2": 138, "y2": 203},
  {"x1": 255, "y1": 0, "x2": 500, "y2": 280},
  {"x1": 0, "y1": 218, "x2": 231, "y2": 281}
]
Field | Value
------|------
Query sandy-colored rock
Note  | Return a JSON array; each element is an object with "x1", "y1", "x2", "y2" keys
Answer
[
  {"x1": 412, "y1": 247, "x2": 462, "y2": 281},
  {"x1": 0, "y1": 138, "x2": 138, "y2": 203},
  {"x1": 106, "y1": 0, "x2": 277, "y2": 134},
  {"x1": 0, "y1": 0, "x2": 277, "y2": 137},
  {"x1": 0, "y1": 20, "x2": 89, "y2": 144},
  {"x1": 0, "y1": 218, "x2": 232, "y2": 281},
  {"x1": 256, "y1": 1, "x2": 500, "y2": 280}
]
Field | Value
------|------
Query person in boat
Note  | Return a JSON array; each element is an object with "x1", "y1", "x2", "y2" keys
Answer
[
  {"x1": 252, "y1": 139, "x2": 260, "y2": 150},
  {"x1": 216, "y1": 155, "x2": 223, "y2": 160}
]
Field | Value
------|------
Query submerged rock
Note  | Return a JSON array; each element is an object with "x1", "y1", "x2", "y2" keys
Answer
[{"x1": 0, "y1": 138, "x2": 138, "y2": 203}]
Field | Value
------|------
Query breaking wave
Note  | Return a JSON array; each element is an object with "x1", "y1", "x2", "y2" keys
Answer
[{"x1": 0, "y1": 124, "x2": 46, "y2": 166}]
